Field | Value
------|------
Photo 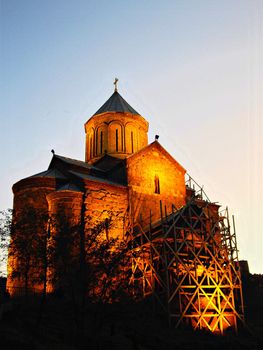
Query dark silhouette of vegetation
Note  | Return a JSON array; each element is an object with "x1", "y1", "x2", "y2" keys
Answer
[
  {"x1": 0, "y1": 207, "x2": 132, "y2": 336},
  {"x1": 45, "y1": 209, "x2": 131, "y2": 335},
  {"x1": 1, "y1": 208, "x2": 50, "y2": 298},
  {"x1": 0, "y1": 209, "x2": 12, "y2": 278},
  {"x1": 1, "y1": 208, "x2": 263, "y2": 349}
]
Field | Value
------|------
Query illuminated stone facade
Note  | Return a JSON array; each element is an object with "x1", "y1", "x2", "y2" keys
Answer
[
  {"x1": 7, "y1": 88, "x2": 186, "y2": 294},
  {"x1": 6, "y1": 87, "x2": 245, "y2": 334},
  {"x1": 127, "y1": 142, "x2": 186, "y2": 224}
]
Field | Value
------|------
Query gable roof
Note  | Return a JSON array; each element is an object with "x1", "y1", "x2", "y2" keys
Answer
[
  {"x1": 48, "y1": 154, "x2": 106, "y2": 176},
  {"x1": 68, "y1": 171, "x2": 126, "y2": 187},
  {"x1": 29, "y1": 168, "x2": 67, "y2": 179},
  {"x1": 46, "y1": 153, "x2": 127, "y2": 186},
  {"x1": 93, "y1": 91, "x2": 140, "y2": 116},
  {"x1": 48, "y1": 154, "x2": 94, "y2": 171},
  {"x1": 127, "y1": 141, "x2": 186, "y2": 173}
]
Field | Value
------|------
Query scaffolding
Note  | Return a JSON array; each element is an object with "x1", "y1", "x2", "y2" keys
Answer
[{"x1": 128, "y1": 175, "x2": 245, "y2": 334}]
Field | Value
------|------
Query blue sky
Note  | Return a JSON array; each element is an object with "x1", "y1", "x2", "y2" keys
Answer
[{"x1": 1, "y1": 0, "x2": 262, "y2": 273}]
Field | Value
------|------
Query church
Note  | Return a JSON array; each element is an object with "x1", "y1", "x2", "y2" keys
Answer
[
  {"x1": 7, "y1": 81, "x2": 186, "y2": 287},
  {"x1": 7, "y1": 82, "x2": 244, "y2": 333},
  {"x1": 12, "y1": 82, "x2": 186, "y2": 231}
]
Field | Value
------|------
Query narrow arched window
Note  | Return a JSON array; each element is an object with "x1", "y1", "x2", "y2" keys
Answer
[
  {"x1": 154, "y1": 175, "x2": 160, "y2": 194},
  {"x1": 100, "y1": 131, "x2": 103, "y2": 154},
  {"x1": 131, "y1": 131, "x2": 134, "y2": 153},
  {"x1": 116, "y1": 129, "x2": 119, "y2": 152},
  {"x1": 95, "y1": 129, "x2": 98, "y2": 156},
  {"x1": 90, "y1": 137, "x2": 93, "y2": 159}
]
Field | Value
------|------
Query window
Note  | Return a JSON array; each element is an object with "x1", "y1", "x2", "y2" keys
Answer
[
  {"x1": 116, "y1": 129, "x2": 119, "y2": 152},
  {"x1": 95, "y1": 129, "x2": 98, "y2": 156},
  {"x1": 125, "y1": 123, "x2": 135, "y2": 153},
  {"x1": 109, "y1": 123, "x2": 122, "y2": 153},
  {"x1": 131, "y1": 131, "x2": 134, "y2": 153},
  {"x1": 90, "y1": 137, "x2": 93, "y2": 158},
  {"x1": 154, "y1": 175, "x2": 160, "y2": 194},
  {"x1": 100, "y1": 131, "x2": 103, "y2": 154}
]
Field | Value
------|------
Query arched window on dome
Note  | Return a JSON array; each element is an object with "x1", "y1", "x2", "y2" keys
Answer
[
  {"x1": 96, "y1": 125, "x2": 107, "y2": 156},
  {"x1": 95, "y1": 129, "x2": 98, "y2": 156},
  {"x1": 108, "y1": 122, "x2": 123, "y2": 153},
  {"x1": 125, "y1": 123, "x2": 137, "y2": 154},
  {"x1": 116, "y1": 129, "x2": 119, "y2": 151},
  {"x1": 131, "y1": 131, "x2": 134, "y2": 153},
  {"x1": 90, "y1": 136, "x2": 93, "y2": 159},
  {"x1": 100, "y1": 131, "x2": 104, "y2": 154}
]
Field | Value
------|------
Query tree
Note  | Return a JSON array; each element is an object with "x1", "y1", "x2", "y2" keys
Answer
[
  {"x1": 40, "y1": 209, "x2": 132, "y2": 335},
  {"x1": 1, "y1": 204, "x2": 134, "y2": 339},
  {"x1": 0, "y1": 209, "x2": 12, "y2": 278},
  {"x1": 5, "y1": 207, "x2": 50, "y2": 297}
]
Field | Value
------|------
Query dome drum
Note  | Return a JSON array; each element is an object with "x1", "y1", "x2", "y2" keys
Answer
[{"x1": 85, "y1": 112, "x2": 148, "y2": 163}]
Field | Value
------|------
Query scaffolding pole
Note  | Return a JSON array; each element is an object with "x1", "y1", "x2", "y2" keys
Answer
[{"x1": 129, "y1": 189, "x2": 245, "y2": 334}]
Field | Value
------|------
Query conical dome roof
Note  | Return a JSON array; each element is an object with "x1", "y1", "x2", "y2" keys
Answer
[{"x1": 93, "y1": 91, "x2": 140, "y2": 116}]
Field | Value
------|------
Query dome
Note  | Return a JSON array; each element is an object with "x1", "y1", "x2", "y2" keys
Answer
[{"x1": 84, "y1": 89, "x2": 149, "y2": 163}]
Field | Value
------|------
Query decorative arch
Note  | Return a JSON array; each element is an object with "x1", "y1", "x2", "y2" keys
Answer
[
  {"x1": 108, "y1": 121, "x2": 124, "y2": 153},
  {"x1": 85, "y1": 134, "x2": 89, "y2": 162}
]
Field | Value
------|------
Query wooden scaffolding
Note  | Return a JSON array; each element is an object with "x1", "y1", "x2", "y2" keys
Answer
[{"x1": 128, "y1": 176, "x2": 245, "y2": 334}]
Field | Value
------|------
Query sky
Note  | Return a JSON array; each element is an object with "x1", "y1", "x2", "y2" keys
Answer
[{"x1": 0, "y1": 0, "x2": 262, "y2": 274}]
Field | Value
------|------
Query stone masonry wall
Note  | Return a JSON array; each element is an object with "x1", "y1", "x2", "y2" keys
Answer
[
  {"x1": 127, "y1": 143, "x2": 186, "y2": 225},
  {"x1": 46, "y1": 190, "x2": 83, "y2": 293},
  {"x1": 84, "y1": 180, "x2": 129, "y2": 240},
  {"x1": 7, "y1": 178, "x2": 56, "y2": 295}
]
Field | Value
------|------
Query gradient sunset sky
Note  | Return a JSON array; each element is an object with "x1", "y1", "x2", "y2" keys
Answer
[{"x1": 1, "y1": 0, "x2": 262, "y2": 273}]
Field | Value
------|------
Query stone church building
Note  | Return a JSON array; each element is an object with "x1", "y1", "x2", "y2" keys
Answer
[
  {"x1": 6, "y1": 84, "x2": 244, "y2": 333},
  {"x1": 7, "y1": 85, "x2": 187, "y2": 292}
]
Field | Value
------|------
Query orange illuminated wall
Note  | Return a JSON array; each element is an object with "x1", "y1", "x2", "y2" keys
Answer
[
  {"x1": 127, "y1": 141, "x2": 186, "y2": 225},
  {"x1": 83, "y1": 180, "x2": 129, "y2": 240},
  {"x1": 6, "y1": 177, "x2": 56, "y2": 295}
]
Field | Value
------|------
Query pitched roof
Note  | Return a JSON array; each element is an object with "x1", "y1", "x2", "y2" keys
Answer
[
  {"x1": 49, "y1": 155, "x2": 93, "y2": 170},
  {"x1": 47, "y1": 153, "x2": 127, "y2": 186},
  {"x1": 14, "y1": 153, "x2": 128, "y2": 191},
  {"x1": 93, "y1": 91, "x2": 140, "y2": 116},
  {"x1": 68, "y1": 171, "x2": 126, "y2": 187},
  {"x1": 48, "y1": 154, "x2": 105, "y2": 175},
  {"x1": 29, "y1": 168, "x2": 67, "y2": 179}
]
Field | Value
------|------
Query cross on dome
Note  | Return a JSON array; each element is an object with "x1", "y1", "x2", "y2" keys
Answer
[{"x1": 114, "y1": 77, "x2": 119, "y2": 92}]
